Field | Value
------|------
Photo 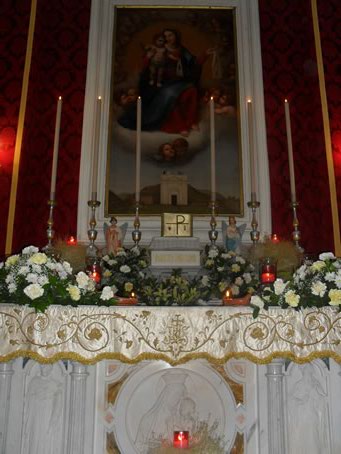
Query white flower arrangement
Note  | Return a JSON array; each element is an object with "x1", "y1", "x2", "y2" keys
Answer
[
  {"x1": 251, "y1": 252, "x2": 341, "y2": 317},
  {"x1": 0, "y1": 246, "x2": 118, "y2": 312},
  {"x1": 201, "y1": 246, "x2": 259, "y2": 299}
]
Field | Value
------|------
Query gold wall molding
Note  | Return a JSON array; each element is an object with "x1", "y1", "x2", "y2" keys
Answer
[
  {"x1": 311, "y1": 0, "x2": 341, "y2": 255},
  {"x1": 5, "y1": 0, "x2": 37, "y2": 255}
]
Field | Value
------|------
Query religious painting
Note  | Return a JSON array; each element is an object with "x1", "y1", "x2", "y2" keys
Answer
[{"x1": 106, "y1": 6, "x2": 242, "y2": 216}]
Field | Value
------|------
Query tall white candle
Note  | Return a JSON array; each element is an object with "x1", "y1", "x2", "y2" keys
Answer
[
  {"x1": 91, "y1": 96, "x2": 102, "y2": 199},
  {"x1": 135, "y1": 96, "x2": 142, "y2": 203},
  {"x1": 247, "y1": 99, "x2": 257, "y2": 202},
  {"x1": 50, "y1": 96, "x2": 62, "y2": 200},
  {"x1": 210, "y1": 97, "x2": 216, "y2": 202},
  {"x1": 284, "y1": 99, "x2": 296, "y2": 203}
]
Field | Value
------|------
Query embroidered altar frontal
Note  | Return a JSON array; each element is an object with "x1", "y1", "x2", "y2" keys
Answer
[{"x1": 1, "y1": 305, "x2": 341, "y2": 365}]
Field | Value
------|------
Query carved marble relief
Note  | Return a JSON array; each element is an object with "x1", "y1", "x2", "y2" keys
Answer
[
  {"x1": 21, "y1": 362, "x2": 66, "y2": 454},
  {"x1": 286, "y1": 361, "x2": 331, "y2": 454}
]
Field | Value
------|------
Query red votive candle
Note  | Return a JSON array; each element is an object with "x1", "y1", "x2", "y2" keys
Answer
[
  {"x1": 174, "y1": 431, "x2": 189, "y2": 449},
  {"x1": 271, "y1": 233, "x2": 279, "y2": 243},
  {"x1": 67, "y1": 236, "x2": 77, "y2": 245},
  {"x1": 260, "y1": 257, "x2": 276, "y2": 284}
]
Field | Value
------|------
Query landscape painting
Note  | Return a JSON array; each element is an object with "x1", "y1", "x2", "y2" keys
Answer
[{"x1": 106, "y1": 6, "x2": 243, "y2": 216}]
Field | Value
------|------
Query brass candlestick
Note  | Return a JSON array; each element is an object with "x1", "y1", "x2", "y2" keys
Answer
[
  {"x1": 43, "y1": 199, "x2": 60, "y2": 258},
  {"x1": 247, "y1": 198, "x2": 260, "y2": 244},
  {"x1": 291, "y1": 201, "x2": 303, "y2": 252},
  {"x1": 208, "y1": 201, "x2": 218, "y2": 250},
  {"x1": 86, "y1": 197, "x2": 101, "y2": 259},
  {"x1": 132, "y1": 203, "x2": 142, "y2": 248}
]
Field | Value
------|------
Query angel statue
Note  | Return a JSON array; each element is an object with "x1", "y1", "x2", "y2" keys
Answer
[
  {"x1": 103, "y1": 217, "x2": 128, "y2": 255},
  {"x1": 222, "y1": 216, "x2": 246, "y2": 253}
]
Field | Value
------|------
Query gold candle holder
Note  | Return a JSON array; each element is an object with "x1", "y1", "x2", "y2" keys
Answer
[
  {"x1": 132, "y1": 203, "x2": 142, "y2": 248},
  {"x1": 291, "y1": 201, "x2": 303, "y2": 252},
  {"x1": 247, "y1": 199, "x2": 260, "y2": 244},
  {"x1": 208, "y1": 201, "x2": 218, "y2": 250},
  {"x1": 43, "y1": 199, "x2": 60, "y2": 258},
  {"x1": 86, "y1": 197, "x2": 101, "y2": 259}
]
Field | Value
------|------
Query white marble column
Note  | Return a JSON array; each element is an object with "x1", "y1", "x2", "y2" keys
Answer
[
  {"x1": 67, "y1": 362, "x2": 89, "y2": 454},
  {"x1": 266, "y1": 359, "x2": 286, "y2": 454},
  {"x1": 0, "y1": 361, "x2": 14, "y2": 454}
]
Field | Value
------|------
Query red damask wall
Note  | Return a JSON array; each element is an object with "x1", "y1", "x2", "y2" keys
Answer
[
  {"x1": 0, "y1": 0, "x2": 339, "y2": 256},
  {"x1": 0, "y1": 0, "x2": 31, "y2": 254},
  {"x1": 258, "y1": 0, "x2": 336, "y2": 254},
  {"x1": 12, "y1": 0, "x2": 91, "y2": 251}
]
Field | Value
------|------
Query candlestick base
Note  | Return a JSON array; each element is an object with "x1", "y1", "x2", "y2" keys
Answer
[{"x1": 247, "y1": 199, "x2": 260, "y2": 244}]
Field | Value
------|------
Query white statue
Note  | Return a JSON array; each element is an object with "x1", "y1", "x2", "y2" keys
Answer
[
  {"x1": 22, "y1": 364, "x2": 63, "y2": 454},
  {"x1": 288, "y1": 364, "x2": 330, "y2": 454},
  {"x1": 135, "y1": 371, "x2": 190, "y2": 452},
  {"x1": 103, "y1": 217, "x2": 128, "y2": 255},
  {"x1": 222, "y1": 216, "x2": 246, "y2": 253}
]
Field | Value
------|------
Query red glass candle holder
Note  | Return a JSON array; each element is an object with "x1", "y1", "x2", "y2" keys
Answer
[
  {"x1": 260, "y1": 257, "x2": 277, "y2": 284},
  {"x1": 271, "y1": 233, "x2": 279, "y2": 244},
  {"x1": 67, "y1": 235, "x2": 77, "y2": 246},
  {"x1": 173, "y1": 431, "x2": 189, "y2": 449}
]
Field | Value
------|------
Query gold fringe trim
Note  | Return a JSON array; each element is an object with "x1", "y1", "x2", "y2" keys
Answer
[
  {"x1": 5, "y1": 0, "x2": 37, "y2": 254},
  {"x1": 1, "y1": 349, "x2": 341, "y2": 366}
]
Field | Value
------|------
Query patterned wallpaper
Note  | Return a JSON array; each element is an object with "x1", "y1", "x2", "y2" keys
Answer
[
  {"x1": 0, "y1": 0, "x2": 339, "y2": 256},
  {"x1": 0, "y1": 0, "x2": 31, "y2": 255},
  {"x1": 12, "y1": 0, "x2": 91, "y2": 251},
  {"x1": 258, "y1": 0, "x2": 335, "y2": 253}
]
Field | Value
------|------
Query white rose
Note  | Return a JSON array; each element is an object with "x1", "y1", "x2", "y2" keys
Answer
[
  {"x1": 24, "y1": 283, "x2": 44, "y2": 300},
  {"x1": 120, "y1": 265, "x2": 131, "y2": 273},
  {"x1": 328, "y1": 289, "x2": 341, "y2": 306},
  {"x1": 221, "y1": 253, "x2": 230, "y2": 259},
  {"x1": 22, "y1": 246, "x2": 39, "y2": 254},
  {"x1": 274, "y1": 279, "x2": 287, "y2": 295},
  {"x1": 319, "y1": 252, "x2": 335, "y2": 261},
  {"x1": 5, "y1": 255, "x2": 20, "y2": 268},
  {"x1": 29, "y1": 252, "x2": 48, "y2": 265},
  {"x1": 311, "y1": 261, "x2": 326, "y2": 272},
  {"x1": 251, "y1": 295, "x2": 264, "y2": 309},
  {"x1": 67, "y1": 285, "x2": 81, "y2": 301},
  {"x1": 335, "y1": 275, "x2": 341, "y2": 289},
  {"x1": 311, "y1": 281, "x2": 327, "y2": 297},
  {"x1": 76, "y1": 271, "x2": 90, "y2": 289},
  {"x1": 62, "y1": 261, "x2": 73, "y2": 274},
  {"x1": 5, "y1": 274, "x2": 14, "y2": 284},
  {"x1": 231, "y1": 264, "x2": 240, "y2": 273},
  {"x1": 31, "y1": 264, "x2": 42, "y2": 274},
  {"x1": 116, "y1": 250, "x2": 126, "y2": 257},
  {"x1": 285, "y1": 290, "x2": 300, "y2": 307},
  {"x1": 217, "y1": 266, "x2": 224, "y2": 272},
  {"x1": 325, "y1": 272, "x2": 336, "y2": 282},
  {"x1": 108, "y1": 259, "x2": 116, "y2": 266},
  {"x1": 102, "y1": 255, "x2": 110, "y2": 262},
  {"x1": 100, "y1": 286, "x2": 114, "y2": 300},
  {"x1": 236, "y1": 256, "x2": 245, "y2": 264}
]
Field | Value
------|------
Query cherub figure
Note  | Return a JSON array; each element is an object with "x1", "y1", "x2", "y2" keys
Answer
[
  {"x1": 222, "y1": 216, "x2": 246, "y2": 253},
  {"x1": 103, "y1": 217, "x2": 128, "y2": 255},
  {"x1": 145, "y1": 33, "x2": 167, "y2": 87}
]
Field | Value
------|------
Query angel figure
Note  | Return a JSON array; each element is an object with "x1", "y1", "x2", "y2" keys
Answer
[
  {"x1": 103, "y1": 217, "x2": 128, "y2": 255},
  {"x1": 222, "y1": 216, "x2": 246, "y2": 253}
]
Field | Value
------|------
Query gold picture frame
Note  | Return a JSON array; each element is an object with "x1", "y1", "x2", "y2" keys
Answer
[{"x1": 106, "y1": 5, "x2": 243, "y2": 217}]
